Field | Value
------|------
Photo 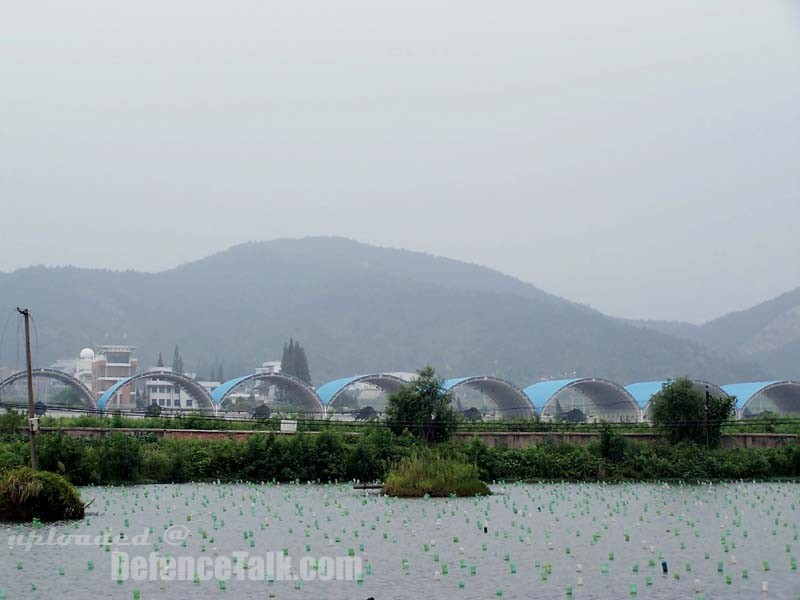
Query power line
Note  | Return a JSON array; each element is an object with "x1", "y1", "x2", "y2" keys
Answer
[
  {"x1": 0, "y1": 309, "x2": 17, "y2": 367},
  {"x1": 2, "y1": 403, "x2": 798, "y2": 433}
]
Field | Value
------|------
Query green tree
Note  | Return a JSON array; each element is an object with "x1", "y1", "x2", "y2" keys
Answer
[
  {"x1": 281, "y1": 339, "x2": 295, "y2": 377},
  {"x1": 650, "y1": 378, "x2": 735, "y2": 447},
  {"x1": 281, "y1": 338, "x2": 311, "y2": 384},
  {"x1": 172, "y1": 345, "x2": 184, "y2": 376},
  {"x1": 385, "y1": 366, "x2": 457, "y2": 442}
]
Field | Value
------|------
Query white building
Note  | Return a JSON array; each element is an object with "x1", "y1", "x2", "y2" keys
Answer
[
  {"x1": 255, "y1": 360, "x2": 281, "y2": 375},
  {"x1": 144, "y1": 367, "x2": 220, "y2": 409}
]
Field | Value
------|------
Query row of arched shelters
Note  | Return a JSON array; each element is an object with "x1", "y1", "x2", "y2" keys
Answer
[{"x1": 1, "y1": 368, "x2": 799, "y2": 421}]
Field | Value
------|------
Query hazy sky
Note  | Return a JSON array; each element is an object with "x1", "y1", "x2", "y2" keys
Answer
[{"x1": 2, "y1": 1, "x2": 799, "y2": 324}]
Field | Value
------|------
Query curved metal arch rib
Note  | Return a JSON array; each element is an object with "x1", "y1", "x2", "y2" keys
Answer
[
  {"x1": 524, "y1": 378, "x2": 640, "y2": 422},
  {"x1": 211, "y1": 373, "x2": 324, "y2": 414},
  {"x1": 98, "y1": 371, "x2": 214, "y2": 412},
  {"x1": 443, "y1": 376, "x2": 535, "y2": 419},
  {"x1": 317, "y1": 374, "x2": 408, "y2": 409},
  {"x1": 626, "y1": 380, "x2": 730, "y2": 418},
  {"x1": 0, "y1": 368, "x2": 97, "y2": 410},
  {"x1": 722, "y1": 381, "x2": 800, "y2": 416}
]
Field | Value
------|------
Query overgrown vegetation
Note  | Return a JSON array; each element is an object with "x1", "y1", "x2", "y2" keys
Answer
[
  {"x1": 0, "y1": 430, "x2": 798, "y2": 486},
  {"x1": 0, "y1": 409, "x2": 26, "y2": 434},
  {"x1": 383, "y1": 453, "x2": 490, "y2": 497},
  {"x1": 0, "y1": 467, "x2": 85, "y2": 522}
]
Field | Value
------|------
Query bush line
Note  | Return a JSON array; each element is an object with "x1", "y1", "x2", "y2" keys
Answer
[{"x1": 0, "y1": 428, "x2": 798, "y2": 485}]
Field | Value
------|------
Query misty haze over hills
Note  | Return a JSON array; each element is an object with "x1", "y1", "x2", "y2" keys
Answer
[
  {"x1": 630, "y1": 287, "x2": 800, "y2": 380},
  {"x1": 0, "y1": 237, "x2": 792, "y2": 387}
]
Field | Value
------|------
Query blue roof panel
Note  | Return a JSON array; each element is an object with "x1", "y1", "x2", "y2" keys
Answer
[
  {"x1": 316, "y1": 376, "x2": 365, "y2": 406},
  {"x1": 97, "y1": 376, "x2": 136, "y2": 411},
  {"x1": 722, "y1": 382, "x2": 779, "y2": 410},
  {"x1": 442, "y1": 377, "x2": 471, "y2": 391},
  {"x1": 210, "y1": 376, "x2": 251, "y2": 405},
  {"x1": 523, "y1": 379, "x2": 579, "y2": 411},
  {"x1": 625, "y1": 381, "x2": 669, "y2": 409}
]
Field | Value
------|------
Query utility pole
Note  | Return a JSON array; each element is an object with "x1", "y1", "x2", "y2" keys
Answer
[
  {"x1": 16, "y1": 307, "x2": 39, "y2": 470},
  {"x1": 704, "y1": 385, "x2": 711, "y2": 449}
]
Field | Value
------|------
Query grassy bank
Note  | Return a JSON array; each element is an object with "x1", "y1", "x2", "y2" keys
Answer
[{"x1": 0, "y1": 428, "x2": 799, "y2": 486}]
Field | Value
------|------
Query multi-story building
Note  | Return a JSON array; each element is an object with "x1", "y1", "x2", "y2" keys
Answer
[
  {"x1": 144, "y1": 368, "x2": 181, "y2": 408},
  {"x1": 92, "y1": 346, "x2": 137, "y2": 409}
]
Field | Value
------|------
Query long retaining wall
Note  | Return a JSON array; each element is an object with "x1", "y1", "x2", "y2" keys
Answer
[{"x1": 31, "y1": 427, "x2": 799, "y2": 449}]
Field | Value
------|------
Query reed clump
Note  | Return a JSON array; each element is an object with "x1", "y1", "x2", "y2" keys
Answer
[
  {"x1": 0, "y1": 467, "x2": 85, "y2": 522},
  {"x1": 383, "y1": 454, "x2": 490, "y2": 497}
]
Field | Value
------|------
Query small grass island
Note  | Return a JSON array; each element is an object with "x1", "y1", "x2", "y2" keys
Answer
[
  {"x1": 0, "y1": 467, "x2": 86, "y2": 523},
  {"x1": 382, "y1": 455, "x2": 491, "y2": 498}
]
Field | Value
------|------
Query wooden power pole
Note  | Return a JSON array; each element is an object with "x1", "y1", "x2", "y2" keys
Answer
[{"x1": 16, "y1": 307, "x2": 38, "y2": 470}]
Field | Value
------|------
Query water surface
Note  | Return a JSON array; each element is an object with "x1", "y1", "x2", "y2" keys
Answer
[{"x1": 1, "y1": 482, "x2": 798, "y2": 599}]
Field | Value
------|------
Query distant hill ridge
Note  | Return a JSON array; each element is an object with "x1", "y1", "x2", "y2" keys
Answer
[
  {"x1": 631, "y1": 286, "x2": 800, "y2": 379},
  {"x1": 0, "y1": 237, "x2": 766, "y2": 386}
]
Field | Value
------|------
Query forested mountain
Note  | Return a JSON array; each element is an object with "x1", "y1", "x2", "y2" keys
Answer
[
  {"x1": 0, "y1": 237, "x2": 765, "y2": 386},
  {"x1": 627, "y1": 287, "x2": 800, "y2": 379},
  {"x1": 691, "y1": 288, "x2": 800, "y2": 378}
]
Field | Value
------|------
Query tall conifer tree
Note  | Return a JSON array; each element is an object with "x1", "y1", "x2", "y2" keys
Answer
[
  {"x1": 281, "y1": 338, "x2": 311, "y2": 384},
  {"x1": 172, "y1": 345, "x2": 184, "y2": 375}
]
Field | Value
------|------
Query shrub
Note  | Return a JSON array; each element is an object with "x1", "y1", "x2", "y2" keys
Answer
[
  {"x1": 345, "y1": 428, "x2": 394, "y2": 481},
  {"x1": 0, "y1": 409, "x2": 26, "y2": 434},
  {"x1": 141, "y1": 446, "x2": 175, "y2": 482},
  {"x1": 598, "y1": 423, "x2": 627, "y2": 462},
  {"x1": 0, "y1": 441, "x2": 27, "y2": 474},
  {"x1": 311, "y1": 430, "x2": 349, "y2": 481},
  {"x1": 243, "y1": 433, "x2": 280, "y2": 481},
  {"x1": 462, "y1": 437, "x2": 496, "y2": 481},
  {"x1": 99, "y1": 433, "x2": 144, "y2": 482},
  {"x1": 0, "y1": 467, "x2": 85, "y2": 522},
  {"x1": 37, "y1": 433, "x2": 101, "y2": 485}
]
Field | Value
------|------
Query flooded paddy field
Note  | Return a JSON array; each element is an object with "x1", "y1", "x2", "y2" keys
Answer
[{"x1": 1, "y1": 482, "x2": 798, "y2": 599}]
